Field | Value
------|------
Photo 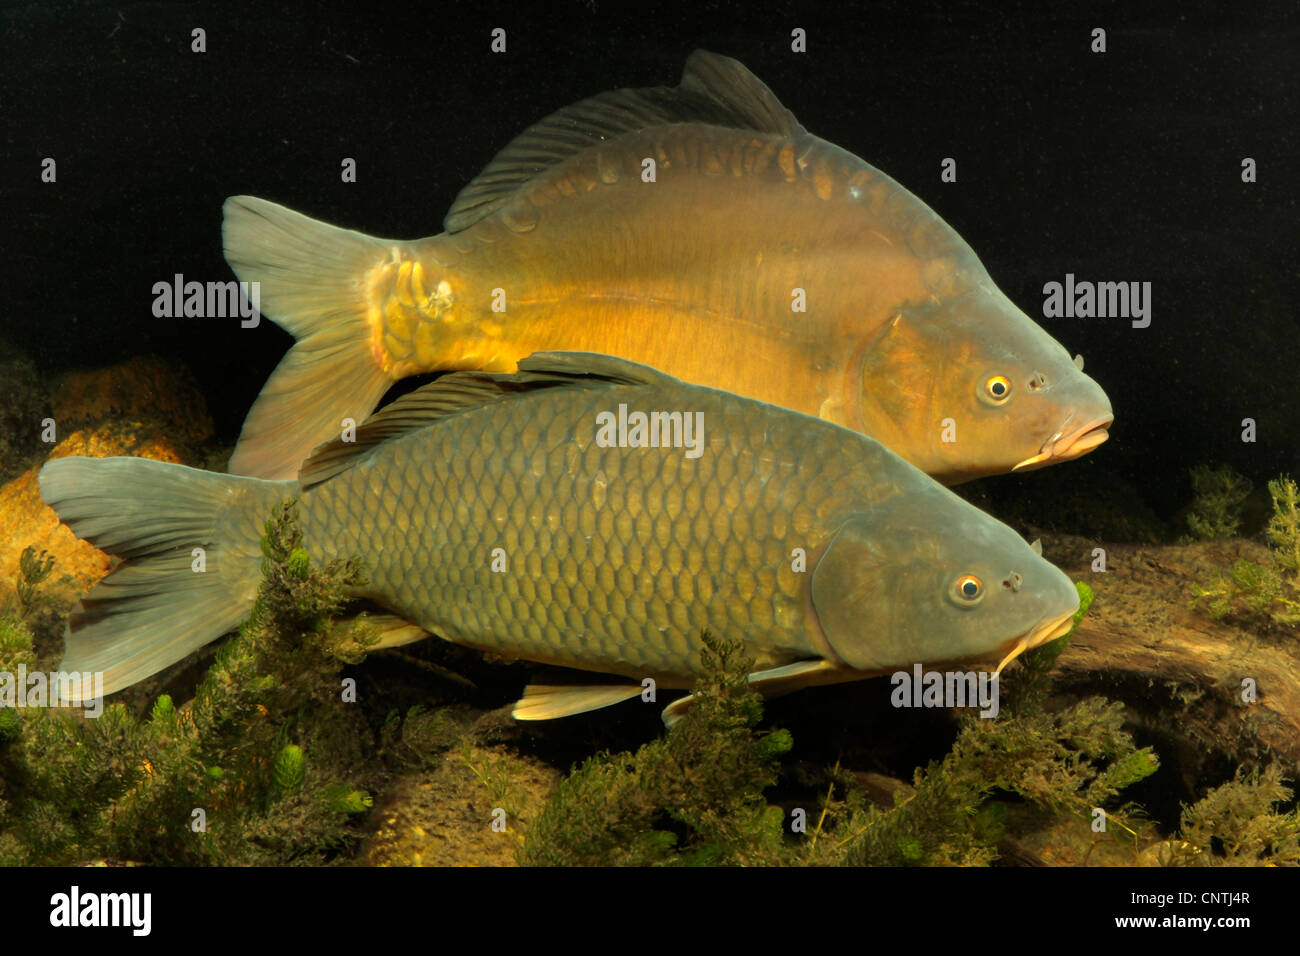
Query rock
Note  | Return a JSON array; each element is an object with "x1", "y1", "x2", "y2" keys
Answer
[
  {"x1": 0, "y1": 425, "x2": 188, "y2": 609},
  {"x1": 51, "y1": 355, "x2": 212, "y2": 444},
  {"x1": 362, "y1": 742, "x2": 560, "y2": 866},
  {"x1": 0, "y1": 357, "x2": 216, "y2": 615},
  {"x1": 1039, "y1": 537, "x2": 1300, "y2": 767}
]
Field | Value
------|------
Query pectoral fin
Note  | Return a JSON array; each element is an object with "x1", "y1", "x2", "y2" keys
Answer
[{"x1": 355, "y1": 613, "x2": 431, "y2": 650}]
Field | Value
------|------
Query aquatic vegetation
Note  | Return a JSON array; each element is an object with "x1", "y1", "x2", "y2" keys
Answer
[
  {"x1": 1191, "y1": 476, "x2": 1300, "y2": 627},
  {"x1": 520, "y1": 631, "x2": 793, "y2": 866},
  {"x1": 525, "y1": 602, "x2": 1157, "y2": 868},
  {"x1": 0, "y1": 503, "x2": 387, "y2": 865},
  {"x1": 816, "y1": 695, "x2": 1157, "y2": 866},
  {"x1": 1185, "y1": 465, "x2": 1252, "y2": 540},
  {"x1": 820, "y1": 584, "x2": 1156, "y2": 866},
  {"x1": 1266, "y1": 476, "x2": 1300, "y2": 581},
  {"x1": 273, "y1": 744, "x2": 306, "y2": 795},
  {"x1": 0, "y1": 614, "x2": 37, "y2": 674},
  {"x1": 1168, "y1": 765, "x2": 1300, "y2": 866},
  {"x1": 2, "y1": 546, "x2": 54, "y2": 622}
]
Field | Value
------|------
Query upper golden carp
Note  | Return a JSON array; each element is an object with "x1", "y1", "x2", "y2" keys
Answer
[
  {"x1": 222, "y1": 51, "x2": 1112, "y2": 485},
  {"x1": 40, "y1": 352, "x2": 1079, "y2": 721}
]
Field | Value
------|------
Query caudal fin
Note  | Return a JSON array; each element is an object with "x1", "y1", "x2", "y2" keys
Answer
[
  {"x1": 223, "y1": 196, "x2": 397, "y2": 480},
  {"x1": 38, "y1": 456, "x2": 288, "y2": 700}
]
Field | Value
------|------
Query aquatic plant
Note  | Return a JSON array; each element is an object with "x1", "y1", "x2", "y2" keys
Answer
[
  {"x1": 2, "y1": 546, "x2": 55, "y2": 622},
  {"x1": 0, "y1": 613, "x2": 37, "y2": 674},
  {"x1": 805, "y1": 700, "x2": 1158, "y2": 867},
  {"x1": 1191, "y1": 475, "x2": 1300, "y2": 627},
  {"x1": 520, "y1": 630, "x2": 793, "y2": 866},
  {"x1": 1167, "y1": 765, "x2": 1300, "y2": 866},
  {"x1": 525, "y1": 590, "x2": 1161, "y2": 868},
  {"x1": 0, "y1": 502, "x2": 384, "y2": 865},
  {"x1": 822, "y1": 581, "x2": 1155, "y2": 866},
  {"x1": 1266, "y1": 476, "x2": 1300, "y2": 581},
  {"x1": 273, "y1": 744, "x2": 307, "y2": 795},
  {"x1": 1185, "y1": 464, "x2": 1252, "y2": 540}
]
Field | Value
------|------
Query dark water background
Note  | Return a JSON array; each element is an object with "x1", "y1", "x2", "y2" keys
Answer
[{"x1": 2, "y1": 0, "x2": 1297, "y2": 523}]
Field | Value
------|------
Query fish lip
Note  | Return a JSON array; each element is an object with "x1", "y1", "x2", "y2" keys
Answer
[
  {"x1": 993, "y1": 608, "x2": 1077, "y2": 674},
  {"x1": 1011, "y1": 415, "x2": 1113, "y2": 472}
]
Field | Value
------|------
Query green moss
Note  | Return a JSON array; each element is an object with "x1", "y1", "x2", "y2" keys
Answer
[
  {"x1": 1185, "y1": 465, "x2": 1252, "y2": 540},
  {"x1": 520, "y1": 631, "x2": 793, "y2": 866},
  {"x1": 1191, "y1": 475, "x2": 1300, "y2": 628}
]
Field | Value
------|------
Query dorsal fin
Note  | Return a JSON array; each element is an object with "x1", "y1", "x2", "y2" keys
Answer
[
  {"x1": 444, "y1": 51, "x2": 806, "y2": 233},
  {"x1": 515, "y1": 350, "x2": 676, "y2": 384},
  {"x1": 297, "y1": 351, "x2": 677, "y2": 488}
]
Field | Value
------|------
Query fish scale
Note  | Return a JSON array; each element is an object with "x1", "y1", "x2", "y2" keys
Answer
[{"x1": 298, "y1": 379, "x2": 861, "y2": 683}]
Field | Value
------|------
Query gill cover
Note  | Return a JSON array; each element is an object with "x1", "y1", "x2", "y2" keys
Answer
[{"x1": 811, "y1": 511, "x2": 922, "y2": 672}]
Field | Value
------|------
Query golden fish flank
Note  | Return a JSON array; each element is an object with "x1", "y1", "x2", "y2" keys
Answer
[
  {"x1": 39, "y1": 352, "x2": 1079, "y2": 722},
  {"x1": 222, "y1": 50, "x2": 1113, "y2": 485}
]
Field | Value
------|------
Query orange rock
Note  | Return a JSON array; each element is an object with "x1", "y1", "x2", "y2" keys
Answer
[
  {"x1": 52, "y1": 356, "x2": 213, "y2": 443},
  {"x1": 0, "y1": 424, "x2": 188, "y2": 605}
]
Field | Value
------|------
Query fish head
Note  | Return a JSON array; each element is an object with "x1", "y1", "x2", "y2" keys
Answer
[
  {"x1": 852, "y1": 286, "x2": 1113, "y2": 483},
  {"x1": 810, "y1": 486, "x2": 1081, "y2": 674}
]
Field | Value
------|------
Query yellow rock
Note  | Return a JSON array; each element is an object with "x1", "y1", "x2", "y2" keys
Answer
[
  {"x1": 2, "y1": 356, "x2": 213, "y2": 605},
  {"x1": 0, "y1": 425, "x2": 186, "y2": 604}
]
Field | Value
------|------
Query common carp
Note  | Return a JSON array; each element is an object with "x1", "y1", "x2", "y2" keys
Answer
[
  {"x1": 222, "y1": 51, "x2": 1112, "y2": 485},
  {"x1": 40, "y1": 353, "x2": 1079, "y2": 721}
]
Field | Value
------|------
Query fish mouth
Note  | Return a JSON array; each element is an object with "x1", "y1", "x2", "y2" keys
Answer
[
  {"x1": 1011, "y1": 415, "x2": 1113, "y2": 472},
  {"x1": 993, "y1": 608, "x2": 1077, "y2": 674}
]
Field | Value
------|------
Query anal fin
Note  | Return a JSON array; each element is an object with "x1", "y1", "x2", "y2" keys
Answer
[{"x1": 512, "y1": 683, "x2": 645, "y2": 721}]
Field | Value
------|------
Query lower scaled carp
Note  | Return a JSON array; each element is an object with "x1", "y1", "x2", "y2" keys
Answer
[
  {"x1": 40, "y1": 353, "x2": 1080, "y2": 723},
  {"x1": 222, "y1": 50, "x2": 1111, "y2": 485}
]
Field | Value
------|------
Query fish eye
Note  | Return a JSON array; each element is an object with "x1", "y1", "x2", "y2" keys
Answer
[
  {"x1": 949, "y1": 573, "x2": 985, "y2": 607},
  {"x1": 983, "y1": 375, "x2": 1011, "y2": 403}
]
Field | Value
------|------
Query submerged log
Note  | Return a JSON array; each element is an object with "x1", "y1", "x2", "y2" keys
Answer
[{"x1": 1041, "y1": 536, "x2": 1300, "y2": 768}]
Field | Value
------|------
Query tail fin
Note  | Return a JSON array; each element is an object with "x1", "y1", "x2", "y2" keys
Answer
[
  {"x1": 223, "y1": 196, "x2": 397, "y2": 480},
  {"x1": 38, "y1": 456, "x2": 289, "y2": 700}
]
